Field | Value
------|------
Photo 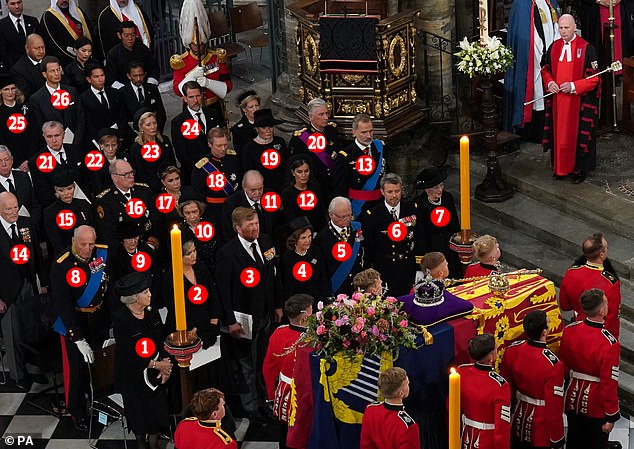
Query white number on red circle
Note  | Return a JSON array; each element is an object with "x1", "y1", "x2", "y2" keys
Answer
[
  {"x1": 56, "y1": 210, "x2": 76, "y2": 230},
  {"x1": 206, "y1": 172, "x2": 226, "y2": 191},
  {"x1": 126, "y1": 198, "x2": 146, "y2": 218},
  {"x1": 297, "y1": 191, "x2": 316, "y2": 211},
  {"x1": 181, "y1": 119, "x2": 201, "y2": 139},
  {"x1": 132, "y1": 252, "x2": 151, "y2": 272},
  {"x1": 7, "y1": 113, "x2": 26, "y2": 133},
  {"x1": 388, "y1": 222, "x2": 406, "y2": 242},
  {"x1": 84, "y1": 151, "x2": 104, "y2": 171},
  {"x1": 142, "y1": 142, "x2": 161, "y2": 162},
  {"x1": 155, "y1": 193, "x2": 175, "y2": 213},
  {"x1": 240, "y1": 267, "x2": 260, "y2": 287},
  {"x1": 10, "y1": 244, "x2": 30, "y2": 264},
  {"x1": 331, "y1": 242, "x2": 352, "y2": 261},
  {"x1": 307, "y1": 133, "x2": 327, "y2": 152},
  {"x1": 195, "y1": 222, "x2": 215, "y2": 241},
  {"x1": 37, "y1": 153, "x2": 56, "y2": 173},
  {"x1": 51, "y1": 90, "x2": 71, "y2": 110},
  {"x1": 261, "y1": 192, "x2": 280, "y2": 212},
  {"x1": 66, "y1": 267, "x2": 86, "y2": 287},
  {"x1": 135, "y1": 338, "x2": 155, "y2": 358},
  {"x1": 431, "y1": 207, "x2": 450, "y2": 227},
  {"x1": 188, "y1": 284, "x2": 208, "y2": 304},
  {"x1": 355, "y1": 155, "x2": 375, "y2": 175},
  {"x1": 292, "y1": 261, "x2": 313, "y2": 281},
  {"x1": 261, "y1": 149, "x2": 280, "y2": 169}
]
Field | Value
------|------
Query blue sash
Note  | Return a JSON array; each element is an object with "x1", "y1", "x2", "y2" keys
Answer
[
  {"x1": 330, "y1": 221, "x2": 362, "y2": 293},
  {"x1": 350, "y1": 139, "x2": 383, "y2": 217},
  {"x1": 52, "y1": 248, "x2": 108, "y2": 336},
  {"x1": 198, "y1": 157, "x2": 235, "y2": 197}
]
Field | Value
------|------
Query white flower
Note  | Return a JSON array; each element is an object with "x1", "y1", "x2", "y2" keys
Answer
[{"x1": 459, "y1": 37, "x2": 471, "y2": 50}]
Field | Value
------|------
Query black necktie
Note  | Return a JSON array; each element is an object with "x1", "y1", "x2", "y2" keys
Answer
[
  {"x1": 59, "y1": 151, "x2": 67, "y2": 164},
  {"x1": 124, "y1": 192, "x2": 131, "y2": 201},
  {"x1": 196, "y1": 112, "x2": 206, "y2": 135},
  {"x1": 6, "y1": 179, "x2": 16, "y2": 195},
  {"x1": 251, "y1": 242, "x2": 264, "y2": 265},
  {"x1": 363, "y1": 146, "x2": 370, "y2": 155},
  {"x1": 10, "y1": 224, "x2": 19, "y2": 243},
  {"x1": 137, "y1": 87, "x2": 145, "y2": 103},
  {"x1": 99, "y1": 91, "x2": 110, "y2": 110},
  {"x1": 16, "y1": 18, "x2": 26, "y2": 40}
]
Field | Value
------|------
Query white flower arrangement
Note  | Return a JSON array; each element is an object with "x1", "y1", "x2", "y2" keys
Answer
[{"x1": 455, "y1": 36, "x2": 514, "y2": 78}]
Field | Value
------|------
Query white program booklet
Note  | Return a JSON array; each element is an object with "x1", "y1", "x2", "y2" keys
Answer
[
  {"x1": 234, "y1": 311, "x2": 253, "y2": 340},
  {"x1": 189, "y1": 336, "x2": 221, "y2": 371}
]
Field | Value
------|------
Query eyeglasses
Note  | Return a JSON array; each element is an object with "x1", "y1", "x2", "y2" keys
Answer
[
  {"x1": 331, "y1": 212, "x2": 352, "y2": 220},
  {"x1": 114, "y1": 170, "x2": 135, "y2": 177}
]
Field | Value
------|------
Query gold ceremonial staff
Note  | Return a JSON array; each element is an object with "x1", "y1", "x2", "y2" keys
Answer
[{"x1": 442, "y1": 268, "x2": 543, "y2": 287}]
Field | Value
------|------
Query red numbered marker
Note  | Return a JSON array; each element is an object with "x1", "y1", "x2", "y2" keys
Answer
[
  {"x1": 355, "y1": 155, "x2": 375, "y2": 175},
  {"x1": 195, "y1": 222, "x2": 215, "y2": 241},
  {"x1": 36, "y1": 153, "x2": 56, "y2": 173},
  {"x1": 7, "y1": 113, "x2": 26, "y2": 134},
  {"x1": 292, "y1": 261, "x2": 313, "y2": 282},
  {"x1": 331, "y1": 242, "x2": 352, "y2": 262},
  {"x1": 135, "y1": 338, "x2": 155, "y2": 358},
  {"x1": 188, "y1": 284, "x2": 208, "y2": 304},
  {"x1": 84, "y1": 151, "x2": 105, "y2": 171},
  {"x1": 180, "y1": 119, "x2": 201, "y2": 139},
  {"x1": 10, "y1": 244, "x2": 30, "y2": 264},
  {"x1": 388, "y1": 222, "x2": 407, "y2": 242},
  {"x1": 240, "y1": 267, "x2": 261, "y2": 287},
  {"x1": 141, "y1": 142, "x2": 161, "y2": 162},
  {"x1": 260, "y1": 149, "x2": 280, "y2": 169},
  {"x1": 297, "y1": 191, "x2": 317, "y2": 211},
  {"x1": 132, "y1": 252, "x2": 151, "y2": 272},
  {"x1": 126, "y1": 198, "x2": 146, "y2": 218},
  {"x1": 56, "y1": 210, "x2": 76, "y2": 230},
  {"x1": 307, "y1": 132, "x2": 327, "y2": 153},
  {"x1": 430, "y1": 207, "x2": 450, "y2": 227},
  {"x1": 206, "y1": 172, "x2": 227, "y2": 191},
  {"x1": 66, "y1": 267, "x2": 87, "y2": 287},
  {"x1": 155, "y1": 193, "x2": 175, "y2": 213},
  {"x1": 51, "y1": 89, "x2": 71, "y2": 110},
  {"x1": 261, "y1": 192, "x2": 280, "y2": 212}
]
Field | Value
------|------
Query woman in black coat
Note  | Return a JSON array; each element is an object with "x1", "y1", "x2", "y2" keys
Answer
[
  {"x1": 63, "y1": 37, "x2": 95, "y2": 94},
  {"x1": 281, "y1": 155, "x2": 327, "y2": 230},
  {"x1": 231, "y1": 90, "x2": 260, "y2": 158},
  {"x1": 0, "y1": 74, "x2": 39, "y2": 167}
]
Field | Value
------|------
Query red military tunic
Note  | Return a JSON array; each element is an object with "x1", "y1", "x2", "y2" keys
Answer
[
  {"x1": 171, "y1": 49, "x2": 232, "y2": 102},
  {"x1": 559, "y1": 261, "x2": 621, "y2": 337},
  {"x1": 499, "y1": 339, "x2": 565, "y2": 448},
  {"x1": 457, "y1": 363, "x2": 511, "y2": 449},
  {"x1": 174, "y1": 418, "x2": 237, "y2": 449},
  {"x1": 360, "y1": 401, "x2": 421, "y2": 449},
  {"x1": 558, "y1": 319, "x2": 620, "y2": 422},
  {"x1": 464, "y1": 262, "x2": 499, "y2": 279},
  {"x1": 262, "y1": 323, "x2": 304, "y2": 423}
]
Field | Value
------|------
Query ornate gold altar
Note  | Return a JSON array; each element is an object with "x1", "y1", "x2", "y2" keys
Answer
[{"x1": 287, "y1": 1, "x2": 424, "y2": 138}]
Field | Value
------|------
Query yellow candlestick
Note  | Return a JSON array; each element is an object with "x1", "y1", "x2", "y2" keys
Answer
[
  {"x1": 449, "y1": 367, "x2": 461, "y2": 449},
  {"x1": 171, "y1": 225, "x2": 187, "y2": 331},
  {"x1": 459, "y1": 136, "x2": 471, "y2": 232}
]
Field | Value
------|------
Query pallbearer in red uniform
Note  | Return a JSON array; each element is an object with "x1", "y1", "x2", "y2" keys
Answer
[
  {"x1": 499, "y1": 310, "x2": 565, "y2": 449},
  {"x1": 360, "y1": 367, "x2": 421, "y2": 449},
  {"x1": 262, "y1": 294, "x2": 314, "y2": 449},
  {"x1": 558, "y1": 288, "x2": 620, "y2": 449},
  {"x1": 541, "y1": 14, "x2": 600, "y2": 184},
  {"x1": 559, "y1": 233, "x2": 621, "y2": 337},
  {"x1": 170, "y1": 0, "x2": 232, "y2": 122},
  {"x1": 457, "y1": 333, "x2": 511, "y2": 449}
]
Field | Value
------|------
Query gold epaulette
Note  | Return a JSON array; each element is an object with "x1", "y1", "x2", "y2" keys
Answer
[
  {"x1": 134, "y1": 182, "x2": 149, "y2": 187},
  {"x1": 96, "y1": 188, "x2": 111, "y2": 199},
  {"x1": 328, "y1": 121, "x2": 337, "y2": 127},
  {"x1": 57, "y1": 252, "x2": 70, "y2": 263},
  {"x1": 170, "y1": 52, "x2": 187, "y2": 70},
  {"x1": 195, "y1": 157, "x2": 209, "y2": 169},
  {"x1": 213, "y1": 427, "x2": 233, "y2": 445},
  {"x1": 183, "y1": 417, "x2": 198, "y2": 421},
  {"x1": 294, "y1": 127, "x2": 307, "y2": 136},
  {"x1": 226, "y1": 149, "x2": 237, "y2": 156},
  {"x1": 339, "y1": 150, "x2": 348, "y2": 157},
  {"x1": 95, "y1": 244, "x2": 108, "y2": 249},
  {"x1": 215, "y1": 48, "x2": 228, "y2": 64}
]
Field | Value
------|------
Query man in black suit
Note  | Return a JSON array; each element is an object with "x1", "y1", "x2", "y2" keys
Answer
[
  {"x1": 0, "y1": 191, "x2": 42, "y2": 390},
  {"x1": 28, "y1": 55, "x2": 79, "y2": 142},
  {"x1": 0, "y1": 145, "x2": 40, "y2": 229},
  {"x1": 105, "y1": 21, "x2": 159, "y2": 88},
  {"x1": 215, "y1": 206, "x2": 281, "y2": 423},
  {"x1": 171, "y1": 81, "x2": 223, "y2": 184},
  {"x1": 9, "y1": 33, "x2": 45, "y2": 99},
  {"x1": 314, "y1": 196, "x2": 365, "y2": 296},
  {"x1": 119, "y1": 61, "x2": 165, "y2": 145},
  {"x1": 76, "y1": 62, "x2": 125, "y2": 151},
  {"x1": 359, "y1": 173, "x2": 419, "y2": 297},
  {"x1": 0, "y1": 0, "x2": 42, "y2": 71}
]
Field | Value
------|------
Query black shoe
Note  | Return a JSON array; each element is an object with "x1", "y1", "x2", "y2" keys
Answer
[
  {"x1": 30, "y1": 373, "x2": 48, "y2": 385},
  {"x1": 607, "y1": 442, "x2": 623, "y2": 449},
  {"x1": 73, "y1": 417, "x2": 89, "y2": 432},
  {"x1": 248, "y1": 411, "x2": 269, "y2": 428},
  {"x1": 15, "y1": 378, "x2": 32, "y2": 392},
  {"x1": 552, "y1": 173, "x2": 567, "y2": 180},
  {"x1": 571, "y1": 172, "x2": 587, "y2": 184}
]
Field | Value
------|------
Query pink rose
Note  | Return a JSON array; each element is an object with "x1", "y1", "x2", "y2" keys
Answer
[
  {"x1": 343, "y1": 340, "x2": 351, "y2": 348},
  {"x1": 355, "y1": 317, "x2": 366, "y2": 326},
  {"x1": 316, "y1": 325, "x2": 326, "y2": 335},
  {"x1": 336, "y1": 294, "x2": 347, "y2": 302},
  {"x1": 367, "y1": 306, "x2": 375, "y2": 316},
  {"x1": 399, "y1": 319, "x2": 409, "y2": 327},
  {"x1": 371, "y1": 325, "x2": 380, "y2": 336},
  {"x1": 385, "y1": 296, "x2": 397, "y2": 303},
  {"x1": 361, "y1": 331, "x2": 367, "y2": 338},
  {"x1": 351, "y1": 323, "x2": 363, "y2": 334},
  {"x1": 351, "y1": 291, "x2": 363, "y2": 301}
]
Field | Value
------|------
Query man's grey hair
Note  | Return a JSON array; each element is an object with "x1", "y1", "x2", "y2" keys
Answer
[
  {"x1": 0, "y1": 145, "x2": 12, "y2": 157},
  {"x1": 380, "y1": 173, "x2": 402, "y2": 189},
  {"x1": 352, "y1": 113, "x2": 372, "y2": 130},
  {"x1": 241, "y1": 169, "x2": 263, "y2": 188},
  {"x1": 328, "y1": 196, "x2": 351, "y2": 215},
  {"x1": 73, "y1": 225, "x2": 96, "y2": 239},
  {"x1": 42, "y1": 120, "x2": 63, "y2": 134},
  {"x1": 307, "y1": 98, "x2": 327, "y2": 117}
]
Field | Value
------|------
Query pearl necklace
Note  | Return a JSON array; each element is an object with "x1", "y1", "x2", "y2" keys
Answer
[
  {"x1": 428, "y1": 196, "x2": 442, "y2": 206},
  {"x1": 295, "y1": 249, "x2": 308, "y2": 256}
]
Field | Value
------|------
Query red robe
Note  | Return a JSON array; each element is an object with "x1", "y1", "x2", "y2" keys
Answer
[
  {"x1": 541, "y1": 36, "x2": 600, "y2": 176},
  {"x1": 360, "y1": 402, "x2": 421, "y2": 449}
]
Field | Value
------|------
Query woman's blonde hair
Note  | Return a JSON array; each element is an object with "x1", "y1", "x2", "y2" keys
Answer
[
  {"x1": 135, "y1": 111, "x2": 163, "y2": 145},
  {"x1": 473, "y1": 234, "x2": 498, "y2": 261}
]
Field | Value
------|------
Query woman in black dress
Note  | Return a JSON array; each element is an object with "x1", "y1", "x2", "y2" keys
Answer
[
  {"x1": 129, "y1": 109, "x2": 176, "y2": 193},
  {"x1": 0, "y1": 74, "x2": 39, "y2": 167},
  {"x1": 241, "y1": 109, "x2": 288, "y2": 195},
  {"x1": 64, "y1": 37, "x2": 95, "y2": 94},
  {"x1": 281, "y1": 155, "x2": 326, "y2": 230},
  {"x1": 231, "y1": 90, "x2": 260, "y2": 157},
  {"x1": 177, "y1": 194, "x2": 217, "y2": 272},
  {"x1": 89, "y1": 127, "x2": 131, "y2": 195},
  {"x1": 113, "y1": 272, "x2": 173, "y2": 449},
  {"x1": 280, "y1": 217, "x2": 330, "y2": 307}
]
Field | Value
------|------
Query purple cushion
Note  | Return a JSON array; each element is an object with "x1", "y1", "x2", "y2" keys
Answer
[{"x1": 398, "y1": 289, "x2": 474, "y2": 326}]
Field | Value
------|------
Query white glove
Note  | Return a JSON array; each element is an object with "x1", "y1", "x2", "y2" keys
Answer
[
  {"x1": 196, "y1": 77, "x2": 228, "y2": 99},
  {"x1": 190, "y1": 66, "x2": 205, "y2": 79},
  {"x1": 75, "y1": 339, "x2": 94, "y2": 363},
  {"x1": 147, "y1": 77, "x2": 159, "y2": 86}
]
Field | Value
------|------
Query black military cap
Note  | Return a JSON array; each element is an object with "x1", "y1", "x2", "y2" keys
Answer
[
  {"x1": 415, "y1": 167, "x2": 448, "y2": 190},
  {"x1": 116, "y1": 272, "x2": 152, "y2": 301}
]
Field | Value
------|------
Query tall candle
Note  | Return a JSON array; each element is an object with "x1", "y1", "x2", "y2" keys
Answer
[
  {"x1": 171, "y1": 225, "x2": 187, "y2": 331},
  {"x1": 479, "y1": 0, "x2": 489, "y2": 44},
  {"x1": 459, "y1": 136, "x2": 470, "y2": 231},
  {"x1": 449, "y1": 367, "x2": 461, "y2": 449}
]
